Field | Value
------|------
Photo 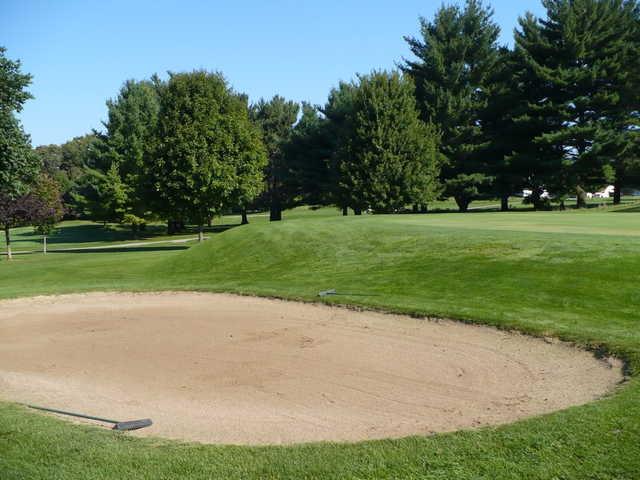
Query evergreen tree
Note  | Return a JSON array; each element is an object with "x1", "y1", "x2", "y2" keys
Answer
[
  {"x1": 403, "y1": 0, "x2": 500, "y2": 212},
  {"x1": 595, "y1": 1, "x2": 640, "y2": 203},
  {"x1": 71, "y1": 163, "x2": 128, "y2": 225},
  {"x1": 480, "y1": 47, "x2": 525, "y2": 211},
  {"x1": 282, "y1": 103, "x2": 335, "y2": 208},
  {"x1": 97, "y1": 78, "x2": 161, "y2": 217},
  {"x1": 504, "y1": 12, "x2": 568, "y2": 209},
  {"x1": 322, "y1": 82, "x2": 359, "y2": 213},
  {"x1": 250, "y1": 96, "x2": 299, "y2": 221},
  {"x1": 513, "y1": 0, "x2": 640, "y2": 207}
]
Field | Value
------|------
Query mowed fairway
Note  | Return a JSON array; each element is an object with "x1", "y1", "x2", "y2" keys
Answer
[{"x1": 1, "y1": 208, "x2": 640, "y2": 479}]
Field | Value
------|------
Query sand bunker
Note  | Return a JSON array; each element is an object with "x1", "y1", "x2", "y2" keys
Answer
[{"x1": 0, "y1": 292, "x2": 622, "y2": 445}]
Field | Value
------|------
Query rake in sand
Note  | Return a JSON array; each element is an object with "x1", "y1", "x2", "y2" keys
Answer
[
  {"x1": 26, "y1": 404, "x2": 152, "y2": 431},
  {"x1": 318, "y1": 289, "x2": 378, "y2": 297}
]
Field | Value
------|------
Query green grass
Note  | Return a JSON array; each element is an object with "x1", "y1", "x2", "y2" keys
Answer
[
  {"x1": 0, "y1": 207, "x2": 356, "y2": 253},
  {"x1": 4, "y1": 194, "x2": 638, "y2": 253},
  {"x1": 1, "y1": 209, "x2": 640, "y2": 479},
  {"x1": 0, "y1": 220, "x2": 199, "y2": 252}
]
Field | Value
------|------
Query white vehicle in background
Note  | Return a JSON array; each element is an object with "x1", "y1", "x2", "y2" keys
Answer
[
  {"x1": 593, "y1": 185, "x2": 615, "y2": 198},
  {"x1": 521, "y1": 189, "x2": 551, "y2": 199}
]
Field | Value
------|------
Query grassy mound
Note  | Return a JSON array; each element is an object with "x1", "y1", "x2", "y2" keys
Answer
[
  {"x1": 2, "y1": 210, "x2": 640, "y2": 479},
  {"x1": 161, "y1": 213, "x2": 640, "y2": 368}
]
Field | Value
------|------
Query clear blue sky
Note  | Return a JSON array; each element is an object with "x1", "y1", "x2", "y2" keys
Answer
[{"x1": 2, "y1": 0, "x2": 545, "y2": 146}]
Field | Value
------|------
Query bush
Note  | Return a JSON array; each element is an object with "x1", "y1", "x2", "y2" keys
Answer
[{"x1": 122, "y1": 214, "x2": 146, "y2": 234}]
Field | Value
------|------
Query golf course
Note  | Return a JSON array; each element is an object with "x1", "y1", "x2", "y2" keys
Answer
[
  {"x1": 3, "y1": 0, "x2": 640, "y2": 477},
  {"x1": 1, "y1": 205, "x2": 639, "y2": 479}
]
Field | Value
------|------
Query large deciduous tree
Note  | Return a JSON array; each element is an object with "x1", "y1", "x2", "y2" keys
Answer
[
  {"x1": 0, "y1": 47, "x2": 40, "y2": 259},
  {"x1": 0, "y1": 175, "x2": 63, "y2": 258},
  {"x1": 0, "y1": 46, "x2": 32, "y2": 115},
  {"x1": 250, "y1": 96, "x2": 299, "y2": 222},
  {"x1": 334, "y1": 71, "x2": 441, "y2": 213},
  {"x1": 403, "y1": 0, "x2": 501, "y2": 212},
  {"x1": 0, "y1": 192, "x2": 46, "y2": 259},
  {"x1": 30, "y1": 174, "x2": 65, "y2": 254},
  {"x1": 151, "y1": 71, "x2": 266, "y2": 240}
]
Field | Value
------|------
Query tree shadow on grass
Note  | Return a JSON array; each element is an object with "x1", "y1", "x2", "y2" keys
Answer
[
  {"x1": 49, "y1": 246, "x2": 190, "y2": 254},
  {"x1": 201, "y1": 224, "x2": 238, "y2": 234},
  {"x1": 11, "y1": 223, "x2": 239, "y2": 246},
  {"x1": 614, "y1": 207, "x2": 640, "y2": 213},
  {"x1": 12, "y1": 223, "x2": 169, "y2": 245}
]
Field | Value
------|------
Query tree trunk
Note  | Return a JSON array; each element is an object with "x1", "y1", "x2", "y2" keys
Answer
[
  {"x1": 198, "y1": 225, "x2": 204, "y2": 243},
  {"x1": 43, "y1": 236, "x2": 47, "y2": 255},
  {"x1": 168, "y1": 219, "x2": 185, "y2": 234},
  {"x1": 576, "y1": 186, "x2": 587, "y2": 209},
  {"x1": 270, "y1": 202, "x2": 282, "y2": 222},
  {"x1": 241, "y1": 209, "x2": 249, "y2": 225},
  {"x1": 342, "y1": 206, "x2": 348, "y2": 216},
  {"x1": 455, "y1": 197, "x2": 470, "y2": 213},
  {"x1": 500, "y1": 195, "x2": 509, "y2": 212},
  {"x1": 529, "y1": 190, "x2": 541, "y2": 211},
  {"x1": 614, "y1": 178, "x2": 622, "y2": 205},
  {"x1": 412, "y1": 204, "x2": 419, "y2": 213},
  {"x1": 5, "y1": 227, "x2": 11, "y2": 261},
  {"x1": 354, "y1": 207, "x2": 362, "y2": 216}
]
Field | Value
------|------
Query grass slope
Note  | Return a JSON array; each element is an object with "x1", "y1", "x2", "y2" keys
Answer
[{"x1": 1, "y1": 210, "x2": 640, "y2": 479}]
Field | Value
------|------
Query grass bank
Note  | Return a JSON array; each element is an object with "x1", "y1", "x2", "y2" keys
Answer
[{"x1": 1, "y1": 209, "x2": 639, "y2": 479}]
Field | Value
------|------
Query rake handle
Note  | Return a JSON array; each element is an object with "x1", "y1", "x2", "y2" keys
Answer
[{"x1": 26, "y1": 404, "x2": 119, "y2": 424}]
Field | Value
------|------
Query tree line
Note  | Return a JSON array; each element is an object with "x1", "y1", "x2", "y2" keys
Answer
[{"x1": 2, "y1": 0, "x2": 640, "y2": 258}]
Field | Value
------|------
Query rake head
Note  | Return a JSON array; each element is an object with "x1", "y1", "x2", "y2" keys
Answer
[
  {"x1": 318, "y1": 289, "x2": 337, "y2": 297},
  {"x1": 113, "y1": 419, "x2": 153, "y2": 431}
]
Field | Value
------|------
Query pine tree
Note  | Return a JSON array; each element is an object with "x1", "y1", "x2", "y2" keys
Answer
[
  {"x1": 322, "y1": 82, "x2": 359, "y2": 213},
  {"x1": 282, "y1": 103, "x2": 334, "y2": 208},
  {"x1": 480, "y1": 47, "x2": 525, "y2": 211},
  {"x1": 249, "y1": 96, "x2": 299, "y2": 221},
  {"x1": 403, "y1": 0, "x2": 500, "y2": 212},
  {"x1": 513, "y1": 0, "x2": 640, "y2": 207},
  {"x1": 97, "y1": 78, "x2": 161, "y2": 218},
  {"x1": 72, "y1": 164, "x2": 128, "y2": 225}
]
